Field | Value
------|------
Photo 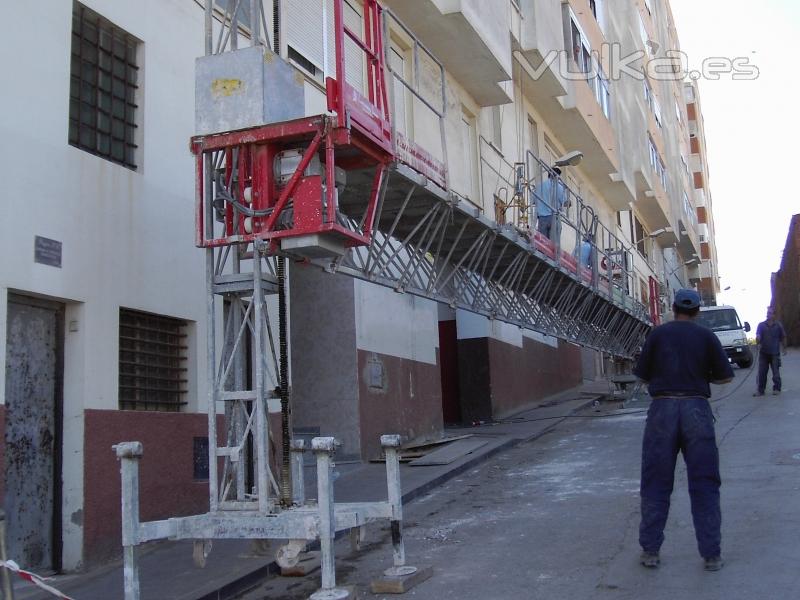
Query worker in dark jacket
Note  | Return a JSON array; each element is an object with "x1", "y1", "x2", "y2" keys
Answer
[
  {"x1": 754, "y1": 307, "x2": 786, "y2": 396},
  {"x1": 633, "y1": 289, "x2": 734, "y2": 571}
]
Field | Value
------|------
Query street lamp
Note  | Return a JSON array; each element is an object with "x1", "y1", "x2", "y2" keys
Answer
[
  {"x1": 667, "y1": 258, "x2": 698, "y2": 276},
  {"x1": 647, "y1": 227, "x2": 674, "y2": 238},
  {"x1": 554, "y1": 151, "x2": 584, "y2": 168}
]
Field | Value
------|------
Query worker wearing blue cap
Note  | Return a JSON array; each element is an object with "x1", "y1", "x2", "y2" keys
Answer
[{"x1": 633, "y1": 289, "x2": 734, "y2": 572}]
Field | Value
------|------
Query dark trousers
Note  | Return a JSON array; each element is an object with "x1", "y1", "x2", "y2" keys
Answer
[
  {"x1": 640, "y1": 397, "x2": 721, "y2": 558},
  {"x1": 757, "y1": 352, "x2": 782, "y2": 392},
  {"x1": 537, "y1": 215, "x2": 554, "y2": 239}
]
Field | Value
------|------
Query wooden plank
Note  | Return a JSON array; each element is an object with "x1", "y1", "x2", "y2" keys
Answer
[
  {"x1": 402, "y1": 434, "x2": 473, "y2": 451},
  {"x1": 371, "y1": 566, "x2": 434, "y2": 594},
  {"x1": 408, "y1": 438, "x2": 488, "y2": 466}
]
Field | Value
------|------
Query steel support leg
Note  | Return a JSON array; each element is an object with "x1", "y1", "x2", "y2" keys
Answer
[
  {"x1": 370, "y1": 436, "x2": 431, "y2": 594},
  {"x1": 310, "y1": 437, "x2": 351, "y2": 600},
  {"x1": 115, "y1": 442, "x2": 144, "y2": 600},
  {"x1": 291, "y1": 439, "x2": 306, "y2": 505},
  {"x1": 381, "y1": 434, "x2": 418, "y2": 577}
]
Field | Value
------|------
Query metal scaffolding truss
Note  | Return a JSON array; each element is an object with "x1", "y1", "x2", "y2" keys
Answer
[
  {"x1": 116, "y1": 1, "x2": 653, "y2": 597},
  {"x1": 325, "y1": 163, "x2": 650, "y2": 358}
]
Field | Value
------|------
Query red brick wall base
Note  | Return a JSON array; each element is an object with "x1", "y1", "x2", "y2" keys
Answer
[
  {"x1": 357, "y1": 350, "x2": 443, "y2": 460},
  {"x1": 83, "y1": 410, "x2": 223, "y2": 566},
  {"x1": 457, "y1": 336, "x2": 583, "y2": 423}
]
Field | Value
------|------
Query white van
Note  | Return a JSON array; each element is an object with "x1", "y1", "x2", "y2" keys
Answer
[{"x1": 696, "y1": 305, "x2": 753, "y2": 368}]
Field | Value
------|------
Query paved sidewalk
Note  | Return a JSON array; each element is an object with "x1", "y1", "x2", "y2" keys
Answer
[
  {"x1": 238, "y1": 349, "x2": 800, "y2": 600},
  {"x1": 16, "y1": 382, "x2": 606, "y2": 600}
]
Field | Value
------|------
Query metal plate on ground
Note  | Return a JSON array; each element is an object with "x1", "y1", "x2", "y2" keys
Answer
[
  {"x1": 770, "y1": 449, "x2": 800, "y2": 465},
  {"x1": 408, "y1": 438, "x2": 489, "y2": 466}
]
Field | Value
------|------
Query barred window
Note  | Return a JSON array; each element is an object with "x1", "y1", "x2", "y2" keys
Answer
[
  {"x1": 119, "y1": 309, "x2": 188, "y2": 411},
  {"x1": 69, "y1": 2, "x2": 140, "y2": 169}
]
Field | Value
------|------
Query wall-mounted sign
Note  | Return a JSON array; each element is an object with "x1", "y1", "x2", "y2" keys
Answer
[{"x1": 34, "y1": 236, "x2": 62, "y2": 268}]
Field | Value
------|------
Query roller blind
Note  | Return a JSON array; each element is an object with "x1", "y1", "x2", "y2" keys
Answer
[{"x1": 283, "y1": 0, "x2": 363, "y2": 90}]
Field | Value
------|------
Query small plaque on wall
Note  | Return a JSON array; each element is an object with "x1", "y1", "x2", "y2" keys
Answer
[{"x1": 34, "y1": 236, "x2": 62, "y2": 268}]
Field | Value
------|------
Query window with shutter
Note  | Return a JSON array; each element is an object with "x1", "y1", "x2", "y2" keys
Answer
[
  {"x1": 283, "y1": 0, "x2": 364, "y2": 91},
  {"x1": 389, "y1": 46, "x2": 409, "y2": 136},
  {"x1": 342, "y1": 0, "x2": 365, "y2": 93}
]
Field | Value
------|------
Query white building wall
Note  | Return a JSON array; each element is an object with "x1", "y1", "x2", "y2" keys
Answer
[
  {"x1": 0, "y1": 0, "x2": 210, "y2": 568},
  {"x1": 355, "y1": 282, "x2": 438, "y2": 363}
]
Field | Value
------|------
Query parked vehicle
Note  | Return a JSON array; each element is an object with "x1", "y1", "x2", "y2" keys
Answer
[{"x1": 696, "y1": 305, "x2": 753, "y2": 368}]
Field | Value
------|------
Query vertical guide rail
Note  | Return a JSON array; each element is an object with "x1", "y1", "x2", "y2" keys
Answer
[
  {"x1": 278, "y1": 256, "x2": 292, "y2": 506},
  {"x1": 204, "y1": 151, "x2": 219, "y2": 512},
  {"x1": 252, "y1": 245, "x2": 271, "y2": 512}
]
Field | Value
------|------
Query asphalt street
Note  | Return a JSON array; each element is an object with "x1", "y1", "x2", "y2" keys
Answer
[{"x1": 240, "y1": 350, "x2": 800, "y2": 600}]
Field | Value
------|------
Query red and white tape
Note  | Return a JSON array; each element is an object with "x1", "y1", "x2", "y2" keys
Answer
[{"x1": 0, "y1": 559, "x2": 75, "y2": 600}]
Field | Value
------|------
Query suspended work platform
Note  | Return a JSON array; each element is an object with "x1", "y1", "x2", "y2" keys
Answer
[{"x1": 116, "y1": 1, "x2": 652, "y2": 598}]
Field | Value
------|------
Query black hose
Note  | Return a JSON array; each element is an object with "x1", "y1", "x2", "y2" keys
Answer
[
  {"x1": 215, "y1": 171, "x2": 274, "y2": 217},
  {"x1": 277, "y1": 256, "x2": 292, "y2": 506}
]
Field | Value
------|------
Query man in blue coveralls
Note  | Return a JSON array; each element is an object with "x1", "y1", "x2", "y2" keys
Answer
[
  {"x1": 633, "y1": 289, "x2": 733, "y2": 571},
  {"x1": 754, "y1": 307, "x2": 786, "y2": 396},
  {"x1": 534, "y1": 167, "x2": 568, "y2": 241}
]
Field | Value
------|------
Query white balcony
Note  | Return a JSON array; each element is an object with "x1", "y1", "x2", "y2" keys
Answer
[
  {"x1": 695, "y1": 188, "x2": 707, "y2": 207},
  {"x1": 689, "y1": 152, "x2": 703, "y2": 174},
  {"x1": 383, "y1": 0, "x2": 513, "y2": 106}
]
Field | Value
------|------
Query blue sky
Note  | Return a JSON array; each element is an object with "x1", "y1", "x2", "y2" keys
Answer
[{"x1": 670, "y1": 0, "x2": 798, "y2": 328}]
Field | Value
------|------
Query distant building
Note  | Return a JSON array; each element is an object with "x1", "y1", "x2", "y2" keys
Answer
[{"x1": 772, "y1": 215, "x2": 800, "y2": 346}]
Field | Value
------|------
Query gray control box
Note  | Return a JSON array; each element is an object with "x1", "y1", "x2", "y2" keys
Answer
[{"x1": 195, "y1": 45, "x2": 306, "y2": 135}]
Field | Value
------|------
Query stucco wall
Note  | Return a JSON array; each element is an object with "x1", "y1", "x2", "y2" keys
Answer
[{"x1": 0, "y1": 0, "x2": 210, "y2": 569}]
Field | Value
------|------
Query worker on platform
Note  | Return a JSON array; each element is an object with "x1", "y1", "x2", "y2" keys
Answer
[
  {"x1": 534, "y1": 167, "x2": 569, "y2": 241},
  {"x1": 633, "y1": 289, "x2": 733, "y2": 572}
]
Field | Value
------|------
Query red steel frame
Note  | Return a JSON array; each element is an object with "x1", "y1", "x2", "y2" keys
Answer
[
  {"x1": 192, "y1": 0, "x2": 393, "y2": 251},
  {"x1": 326, "y1": 0, "x2": 392, "y2": 154}
]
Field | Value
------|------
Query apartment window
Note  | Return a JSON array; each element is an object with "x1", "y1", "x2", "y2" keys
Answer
[
  {"x1": 491, "y1": 106, "x2": 503, "y2": 150},
  {"x1": 570, "y1": 14, "x2": 612, "y2": 120},
  {"x1": 638, "y1": 15, "x2": 651, "y2": 53},
  {"x1": 570, "y1": 19, "x2": 592, "y2": 74},
  {"x1": 461, "y1": 108, "x2": 479, "y2": 201},
  {"x1": 284, "y1": 0, "x2": 363, "y2": 91},
  {"x1": 389, "y1": 46, "x2": 410, "y2": 136},
  {"x1": 528, "y1": 116, "x2": 540, "y2": 160},
  {"x1": 595, "y1": 68, "x2": 612, "y2": 119},
  {"x1": 69, "y1": 2, "x2": 140, "y2": 169},
  {"x1": 119, "y1": 308, "x2": 189, "y2": 411},
  {"x1": 644, "y1": 80, "x2": 662, "y2": 128},
  {"x1": 680, "y1": 154, "x2": 689, "y2": 177},
  {"x1": 634, "y1": 216, "x2": 648, "y2": 259},
  {"x1": 648, "y1": 136, "x2": 667, "y2": 190},
  {"x1": 589, "y1": 0, "x2": 597, "y2": 18},
  {"x1": 683, "y1": 191, "x2": 697, "y2": 227}
]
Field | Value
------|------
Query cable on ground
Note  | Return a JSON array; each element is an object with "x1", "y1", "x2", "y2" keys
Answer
[{"x1": 484, "y1": 359, "x2": 757, "y2": 426}]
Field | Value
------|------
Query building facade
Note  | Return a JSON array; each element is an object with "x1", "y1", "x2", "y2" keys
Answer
[
  {"x1": 772, "y1": 215, "x2": 800, "y2": 347},
  {"x1": 1, "y1": 0, "x2": 721, "y2": 570}
]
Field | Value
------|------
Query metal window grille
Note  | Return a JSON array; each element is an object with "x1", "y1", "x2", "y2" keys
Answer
[
  {"x1": 69, "y1": 2, "x2": 139, "y2": 169},
  {"x1": 119, "y1": 309, "x2": 188, "y2": 411}
]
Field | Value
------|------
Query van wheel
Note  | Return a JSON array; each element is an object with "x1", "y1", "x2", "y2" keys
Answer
[{"x1": 737, "y1": 358, "x2": 753, "y2": 369}]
